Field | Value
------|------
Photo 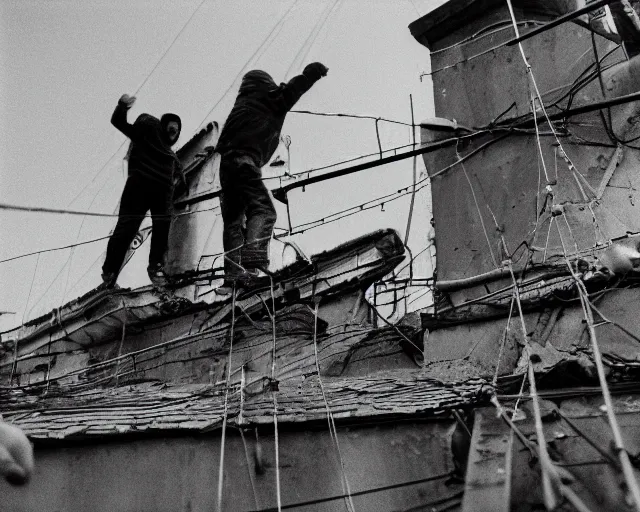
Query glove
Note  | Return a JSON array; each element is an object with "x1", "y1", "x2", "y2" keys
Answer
[
  {"x1": 118, "y1": 94, "x2": 136, "y2": 108},
  {"x1": 0, "y1": 421, "x2": 34, "y2": 486},
  {"x1": 303, "y1": 62, "x2": 329, "y2": 82}
]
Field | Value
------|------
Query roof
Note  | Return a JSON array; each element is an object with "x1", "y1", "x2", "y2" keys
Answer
[
  {"x1": 408, "y1": 0, "x2": 577, "y2": 50},
  {"x1": 0, "y1": 371, "x2": 489, "y2": 442},
  {"x1": 1, "y1": 228, "x2": 404, "y2": 357}
]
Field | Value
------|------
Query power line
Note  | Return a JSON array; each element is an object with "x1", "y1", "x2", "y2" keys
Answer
[
  {"x1": 133, "y1": 0, "x2": 209, "y2": 96},
  {"x1": 291, "y1": 109, "x2": 413, "y2": 127},
  {"x1": 0, "y1": 235, "x2": 112, "y2": 264},
  {"x1": 0, "y1": 201, "x2": 220, "y2": 221},
  {"x1": 197, "y1": 0, "x2": 300, "y2": 129},
  {"x1": 284, "y1": 0, "x2": 339, "y2": 80},
  {"x1": 0, "y1": 203, "x2": 123, "y2": 218},
  {"x1": 0, "y1": 202, "x2": 221, "y2": 267},
  {"x1": 249, "y1": 472, "x2": 455, "y2": 511},
  {"x1": 66, "y1": 0, "x2": 210, "y2": 209}
]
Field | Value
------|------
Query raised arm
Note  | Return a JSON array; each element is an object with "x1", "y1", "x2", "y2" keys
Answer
[
  {"x1": 110, "y1": 94, "x2": 137, "y2": 140},
  {"x1": 279, "y1": 62, "x2": 329, "y2": 113}
]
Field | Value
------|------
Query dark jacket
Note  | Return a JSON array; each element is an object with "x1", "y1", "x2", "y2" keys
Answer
[
  {"x1": 111, "y1": 103, "x2": 182, "y2": 187},
  {"x1": 216, "y1": 68, "x2": 323, "y2": 168}
]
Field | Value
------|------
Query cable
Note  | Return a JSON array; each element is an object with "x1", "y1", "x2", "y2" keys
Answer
[
  {"x1": 0, "y1": 235, "x2": 112, "y2": 264},
  {"x1": 505, "y1": 3, "x2": 640, "y2": 504},
  {"x1": 457, "y1": 144, "x2": 499, "y2": 267},
  {"x1": 262, "y1": 142, "x2": 417, "y2": 182},
  {"x1": 65, "y1": 0, "x2": 210, "y2": 209},
  {"x1": 429, "y1": 20, "x2": 544, "y2": 56},
  {"x1": 290, "y1": 109, "x2": 412, "y2": 127},
  {"x1": 249, "y1": 472, "x2": 455, "y2": 512},
  {"x1": 216, "y1": 283, "x2": 236, "y2": 512},
  {"x1": 9, "y1": 253, "x2": 40, "y2": 384},
  {"x1": 0, "y1": 201, "x2": 219, "y2": 219},
  {"x1": 404, "y1": 94, "x2": 418, "y2": 246},
  {"x1": 267, "y1": 277, "x2": 283, "y2": 512},
  {"x1": 283, "y1": 0, "x2": 339, "y2": 80},
  {"x1": 492, "y1": 295, "x2": 515, "y2": 386},
  {"x1": 0, "y1": 204, "x2": 220, "y2": 266},
  {"x1": 561, "y1": 243, "x2": 640, "y2": 510},
  {"x1": 197, "y1": 0, "x2": 300, "y2": 129},
  {"x1": 0, "y1": 202, "x2": 123, "y2": 218},
  {"x1": 133, "y1": 0, "x2": 208, "y2": 96},
  {"x1": 311, "y1": 300, "x2": 356, "y2": 511},
  {"x1": 65, "y1": 143, "x2": 128, "y2": 209}
]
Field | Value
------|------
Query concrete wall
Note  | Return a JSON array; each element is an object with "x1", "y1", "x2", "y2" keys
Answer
[
  {"x1": 1, "y1": 421, "x2": 458, "y2": 512},
  {"x1": 417, "y1": 2, "x2": 640, "y2": 283}
]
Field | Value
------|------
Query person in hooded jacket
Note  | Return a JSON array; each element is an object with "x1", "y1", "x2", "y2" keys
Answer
[
  {"x1": 101, "y1": 94, "x2": 185, "y2": 288},
  {"x1": 216, "y1": 62, "x2": 329, "y2": 294}
]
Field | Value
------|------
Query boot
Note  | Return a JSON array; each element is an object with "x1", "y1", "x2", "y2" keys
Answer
[
  {"x1": 147, "y1": 263, "x2": 168, "y2": 288},
  {"x1": 98, "y1": 272, "x2": 118, "y2": 291},
  {"x1": 235, "y1": 268, "x2": 272, "y2": 299}
]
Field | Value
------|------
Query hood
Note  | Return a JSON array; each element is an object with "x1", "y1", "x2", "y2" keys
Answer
[
  {"x1": 238, "y1": 70, "x2": 278, "y2": 96},
  {"x1": 160, "y1": 113, "x2": 182, "y2": 145}
]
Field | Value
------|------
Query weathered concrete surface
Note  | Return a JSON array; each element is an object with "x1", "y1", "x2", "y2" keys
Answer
[
  {"x1": 1, "y1": 230, "x2": 406, "y2": 389},
  {"x1": 462, "y1": 408, "x2": 513, "y2": 512},
  {"x1": 412, "y1": 0, "x2": 640, "y2": 286},
  {"x1": 0, "y1": 422, "x2": 461, "y2": 512},
  {"x1": 424, "y1": 286, "x2": 640, "y2": 384},
  {"x1": 507, "y1": 394, "x2": 640, "y2": 511},
  {"x1": 167, "y1": 122, "x2": 220, "y2": 276},
  {"x1": 422, "y1": 313, "x2": 525, "y2": 381}
]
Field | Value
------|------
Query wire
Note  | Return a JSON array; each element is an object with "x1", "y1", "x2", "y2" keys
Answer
[
  {"x1": 492, "y1": 295, "x2": 515, "y2": 386},
  {"x1": 457, "y1": 145, "x2": 499, "y2": 267},
  {"x1": 197, "y1": 0, "x2": 300, "y2": 129},
  {"x1": 284, "y1": 0, "x2": 340, "y2": 80},
  {"x1": 404, "y1": 94, "x2": 418, "y2": 246},
  {"x1": 65, "y1": 143, "x2": 128, "y2": 209},
  {"x1": 505, "y1": 2, "x2": 640, "y2": 504},
  {"x1": 133, "y1": 0, "x2": 208, "y2": 96},
  {"x1": 0, "y1": 235, "x2": 112, "y2": 264},
  {"x1": 9, "y1": 253, "x2": 40, "y2": 384},
  {"x1": 267, "y1": 277, "x2": 283, "y2": 512},
  {"x1": 290, "y1": 109, "x2": 413, "y2": 127},
  {"x1": 216, "y1": 283, "x2": 236, "y2": 512},
  {"x1": 0, "y1": 202, "x2": 123, "y2": 218},
  {"x1": 249, "y1": 472, "x2": 455, "y2": 512},
  {"x1": 429, "y1": 20, "x2": 544, "y2": 56},
  {"x1": 0, "y1": 201, "x2": 219, "y2": 219},
  {"x1": 65, "y1": 0, "x2": 210, "y2": 209},
  {"x1": 262, "y1": 142, "x2": 417, "y2": 182},
  {"x1": 311, "y1": 301, "x2": 356, "y2": 511},
  {"x1": 0, "y1": 204, "x2": 220, "y2": 266}
]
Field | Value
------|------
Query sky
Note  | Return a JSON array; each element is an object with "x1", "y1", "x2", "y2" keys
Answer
[{"x1": 0, "y1": 0, "x2": 446, "y2": 330}]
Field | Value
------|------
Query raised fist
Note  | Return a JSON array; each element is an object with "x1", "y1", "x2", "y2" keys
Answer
[
  {"x1": 303, "y1": 62, "x2": 329, "y2": 81},
  {"x1": 118, "y1": 94, "x2": 136, "y2": 107}
]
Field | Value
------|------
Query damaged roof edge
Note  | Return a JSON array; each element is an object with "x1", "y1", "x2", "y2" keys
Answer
[
  {"x1": 408, "y1": 0, "x2": 579, "y2": 50},
  {"x1": 1, "y1": 373, "x2": 488, "y2": 443},
  {"x1": 409, "y1": 0, "x2": 502, "y2": 49},
  {"x1": 0, "y1": 229, "x2": 405, "y2": 348},
  {"x1": 175, "y1": 121, "x2": 217, "y2": 158}
]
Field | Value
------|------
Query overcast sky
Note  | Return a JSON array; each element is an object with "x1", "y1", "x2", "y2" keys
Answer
[{"x1": 0, "y1": 0, "x2": 446, "y2": 330}]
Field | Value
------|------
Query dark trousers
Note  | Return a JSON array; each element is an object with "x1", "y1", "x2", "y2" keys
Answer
[
  {"x1": 102, "y1": 175, "x2": 172, "y2": 276},
  {"x1": 220, "y1": 153, "x2": 277, "y2": 278}
]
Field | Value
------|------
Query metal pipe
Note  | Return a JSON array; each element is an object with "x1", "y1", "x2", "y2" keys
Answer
[
  {"x1": 270, "y1": 132, "x2": 482, "y2": 204},
  {"x1": 177, "y1": 90, "x2": 640, "y2": 209},
  {"x1": 404, "y1": 94, "x2": 418, "y2": 246}
]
